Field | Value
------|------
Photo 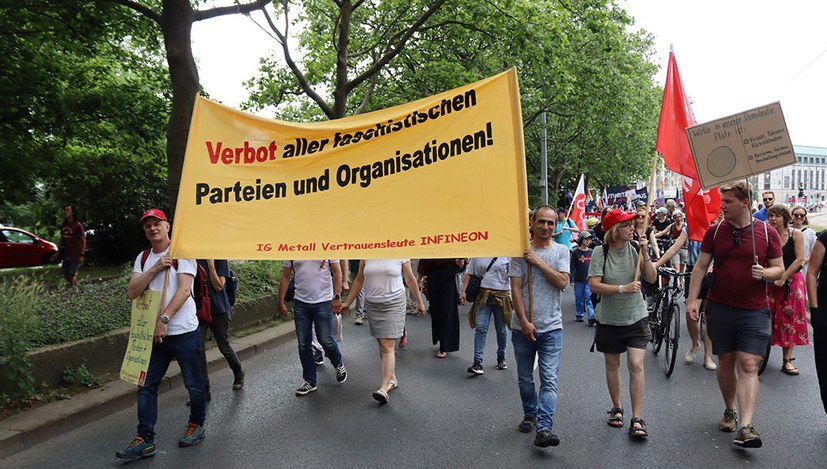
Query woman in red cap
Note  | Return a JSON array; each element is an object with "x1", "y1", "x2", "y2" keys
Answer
[{"x1": 588, "y1": 209, "x2": 657, "y2": 439}]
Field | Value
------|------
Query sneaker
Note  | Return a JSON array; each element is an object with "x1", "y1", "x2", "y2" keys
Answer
[
  {"x1": 313, "y1": 348, "x2": 324, "y2": 366},
  {"x1": 467, "y1": 362, "x2": 484, "y2": 375},
  {"x1": 533, "y1": 429, "x2": 560, "y2": 448},
  {"x1": 588, "y1": 318, "x2": 597, "y2": 326},
  {"x1": 354, "y1": 315, "x2": 364, "y2": 325},
  {"x1": 178, "y1": 423, "x2": 205, "y2": 447},
  {"x1": 335, "y1": 363, "x2": 347, "y2": 383},
  {"x1": 704, "y1": 359, "x2": 718, "y2": 371},
  {"x1": 232, "y1": 369, "x2": 245, "y2": 390},
  {"x1": 496, "y1": 357, "x2": 508, "y2": 370},
  {"x1": 719, "y1": 408, "x2": 738, "y2": 432},
  {"x1": 733, "y1": 424, "x2": 762, "y2": 448},
  {"x1": 576, "y1": 317, "x2": 584, "y2": 322},
  {"x1": 115, "y1": 437, "x2": 156, "y2": 460},
  {"x1": 295, "y1": 381, "x2": 317, "y2": 396},
  {"x1": 518, "y1": 416, "x2": 537, "y2": 433}
]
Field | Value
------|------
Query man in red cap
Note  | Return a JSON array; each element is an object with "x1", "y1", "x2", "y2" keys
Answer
[{"x1": 116, "y1": 208, "x2": 206, "y2": 460}]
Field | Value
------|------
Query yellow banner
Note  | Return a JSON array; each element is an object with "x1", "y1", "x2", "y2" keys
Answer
[
  {"x1": 171, "y1": 68, "x2": 529, "y2": 260},
  {"x1": 119, "y1": 290, "x2": 159, "y2": 386}
]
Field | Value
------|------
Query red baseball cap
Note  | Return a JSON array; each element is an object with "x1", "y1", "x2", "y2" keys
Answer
[
  {"x1": 140, "y1": 208, "x2": 168, "y2": 224},
  {"x1": 601, "y1": 209, "x2": 637, "y2": 231}
]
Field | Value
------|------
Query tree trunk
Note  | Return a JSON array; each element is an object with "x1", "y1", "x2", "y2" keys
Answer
[
  {"x1": 332, "y1": 0, "x2": 352, "y2": 119},
  {"x1": 160, "y1": 0, "x2": 199, "y2": 218}
]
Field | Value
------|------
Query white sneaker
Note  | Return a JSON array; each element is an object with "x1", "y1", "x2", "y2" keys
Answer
[
  {"x1": 704, "y1": 359, "x2": 718, "y2": 371},
  {"x1": 354, "y1": 315, "x2": 364, "y2": 325},
  {"x1": 684, "y1": 349, "x2": 697, "y2": 364}
]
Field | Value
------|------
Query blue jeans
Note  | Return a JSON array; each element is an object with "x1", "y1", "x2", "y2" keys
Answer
[
  {"x1": 473, "y1": 297, "x2": 508, "y2": 365},
  {"x1": 137, "y1": 330, "x2": 205, "y2": 441},
  {"x1": 512, "y1": 328, "x2": 563, "y2": 433},
  {"x1": 573, "y1": 281, "x2": 595, "y2": 320},
  {"x1": 293, "y1": 299, "x2": 342, "y2": 384}
]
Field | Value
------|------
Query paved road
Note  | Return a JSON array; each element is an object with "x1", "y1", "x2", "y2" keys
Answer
[{"x1": 4, "y1": 290, "x2": 825, "y2": 468}]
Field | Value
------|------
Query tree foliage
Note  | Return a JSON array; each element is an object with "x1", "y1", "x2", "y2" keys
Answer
[
  {"x1": 0, "y1": 1, "x2": 171, "y2": 259},
  {"x1": 245, "y1": 0, "x2": 662, "y2": 208}
]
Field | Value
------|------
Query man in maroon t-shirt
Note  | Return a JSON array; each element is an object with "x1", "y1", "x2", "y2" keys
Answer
[
  {"x1": 687, "y1": 181, "x2": 783, "y2": 449},
  {"x1": 51, "y1": 204, "x2": 86, "y2": 287}
]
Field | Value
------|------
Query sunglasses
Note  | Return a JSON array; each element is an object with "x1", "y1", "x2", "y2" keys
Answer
[
  {"x1": 763, "y1": 198, "x2": 774, "y2": 202},
  {"x1": 793, "y1": 213, "x2": 805, "y2": 218}
]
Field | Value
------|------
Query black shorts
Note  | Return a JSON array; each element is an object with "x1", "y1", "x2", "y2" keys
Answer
[
  {"x1": 61, "y1": 256, "x2": 80, "y2": 277},
  {"x1": 705, "y1": 301, "x2": 771, "y2": 357},
  {"x1": 594, "y1": 317, "x2": 651, "y2": 354}
]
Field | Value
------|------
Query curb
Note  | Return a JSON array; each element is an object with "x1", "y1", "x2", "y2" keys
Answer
[{"x1": 0, "y1": 321, "x2": 296, "y2": 460}]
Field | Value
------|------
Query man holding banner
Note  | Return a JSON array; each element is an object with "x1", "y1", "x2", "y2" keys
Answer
[
  {"x1": 509, "y1": 205, "x2": 570, "y2": 448},
  {"x1": 116, "y1": 209, "x2": 206, "y2": 460}
]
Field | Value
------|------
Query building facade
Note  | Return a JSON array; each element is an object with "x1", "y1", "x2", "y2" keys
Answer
[{"x1": 755, "y1": 145, "x2": 827, "y2": 209}]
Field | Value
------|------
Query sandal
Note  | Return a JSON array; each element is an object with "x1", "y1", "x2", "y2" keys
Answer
[
  {"x1": 607, "y1": 407, "x2": 624, "y2": 428},
  {"x1": 629, "y1": 418, "x2": 648, "y2": 438},
  {"x1": 388, "y1": 380, "x2": 398, "y2": 392},
  {"x1": 782, "y1": 358, "x2": 800, "y2": 375},
  {"x1": 436, "y1": 351, "x2": 447, "y2": 358},
  {"x1": 372, "y1": 389, "x2": 389, "y2": 404}
]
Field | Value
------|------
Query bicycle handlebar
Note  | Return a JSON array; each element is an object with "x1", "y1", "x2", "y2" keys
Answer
[{"x1": 657, "y1": 266, "x2": 692, "y2": 278}]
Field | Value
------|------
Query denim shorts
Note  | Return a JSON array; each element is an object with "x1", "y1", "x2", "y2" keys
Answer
[
  {"x1": 61, "y1": 256, "x2": 80, "y2": 276},
  {"x1": 594, "y1": 317, "x2": 651, "y2": 354},
  {"x1": 705, "y1": 300, "x2": 771, "y2": 357}
]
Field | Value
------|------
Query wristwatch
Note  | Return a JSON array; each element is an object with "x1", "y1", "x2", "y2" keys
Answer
[
  {"x1": 160, "y1": 315, "x2": 170, "y2": 324},
  {"x1": 333, "y1": 294, "x2": 341, "y2": 301}
]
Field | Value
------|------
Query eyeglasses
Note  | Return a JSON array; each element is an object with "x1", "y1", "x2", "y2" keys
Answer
[
  {"x1": 637, "y1": 215, "x2": 646, "y2": 219},
  {"x1": 763, "y1": 198, "x2": 774, "y2": 202}
]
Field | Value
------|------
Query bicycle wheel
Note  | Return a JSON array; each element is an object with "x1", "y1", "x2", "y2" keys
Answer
[
  {"x1": 664, "y1": 303, "x2": 680, "y2": 377},
  {"x1": 757, "y1": 338, "x2": 771, "y2": 376},
  {"x1": 651, "y1": 295, "x2": 667, "y2": 354}
]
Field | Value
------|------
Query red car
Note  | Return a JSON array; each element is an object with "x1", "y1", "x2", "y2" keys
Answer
[{"x1": 0, "y1": 227, "x2": 59, "y2": 269}]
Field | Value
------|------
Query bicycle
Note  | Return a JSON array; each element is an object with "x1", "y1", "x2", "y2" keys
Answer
[{"x1": 648, "y1": 266, "x2": 692, "y2": 377}]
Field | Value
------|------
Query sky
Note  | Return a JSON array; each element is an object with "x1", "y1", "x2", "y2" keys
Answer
[{"x1": 191, "y1": 0, "x2": 827, "y2": 148}]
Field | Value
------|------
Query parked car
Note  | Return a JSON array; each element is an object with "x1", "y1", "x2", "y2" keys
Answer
[{"x1": 0, "y1": 227, "x2": 59, "y2": 269}]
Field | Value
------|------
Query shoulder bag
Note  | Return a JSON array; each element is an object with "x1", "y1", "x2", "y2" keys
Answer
[{"x1": 465, "y1": 257, "x2": 498, "y2": 302}]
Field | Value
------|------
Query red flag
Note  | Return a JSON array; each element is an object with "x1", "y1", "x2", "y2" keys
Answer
[
  {"x1": 655, "y1": 50, "x2": 720, "y2": 241},
  {"x1": 569, "y1": 175, "x2": 587, "y2": 230}
]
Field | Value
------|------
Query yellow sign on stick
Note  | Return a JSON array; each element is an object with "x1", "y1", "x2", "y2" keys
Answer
[
  {"x1": 119, "y1": 290, "x2": 159, "y2": 386},
  {"x1": 171, "y1": 68, "x2": 529, "y2": 260}
]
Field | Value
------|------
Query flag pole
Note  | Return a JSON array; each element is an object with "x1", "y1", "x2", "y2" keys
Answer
[{"x1": 635, "y1": 150, "x2": 659, "y2": 282}]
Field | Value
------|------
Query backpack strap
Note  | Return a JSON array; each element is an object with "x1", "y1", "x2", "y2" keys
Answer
[{"x1": 140, "y1": 248, "x2": 177, "y2": 271}]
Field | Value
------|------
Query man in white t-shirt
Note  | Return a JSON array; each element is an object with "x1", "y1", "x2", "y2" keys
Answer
[
  {"x1": 116, "y1": 209, "x2": 205, "y2": 460},
  {"x1": 279, "y1": 259, "x2": 347, "y2": 396}
]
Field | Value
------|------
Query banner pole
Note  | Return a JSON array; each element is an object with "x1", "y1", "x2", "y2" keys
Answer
[
  {"x1": 635, "y1": 150, "x2": 659, "y2": 282},
  {"x1": 159, "y1": 267, "x2": 170, "y2": 319},
  {"x1": 527, "y1": 263, "x2": 534, "y2": 324}
]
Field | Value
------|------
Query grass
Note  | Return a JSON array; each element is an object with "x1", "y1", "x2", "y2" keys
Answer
[{"x1": 0, "y1": 263, "x2": 123, "y2": 285}]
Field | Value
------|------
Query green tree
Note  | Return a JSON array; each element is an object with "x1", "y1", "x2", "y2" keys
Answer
[
  {"x1": 245, "y1": 0, "x2": 662, "y2": 207},
  {"x1": 106, "y1": 0, "x2": 272, "y2": 215},
  {"x1": 0, "y1": 1, "x2": 172, "y2": 259}
]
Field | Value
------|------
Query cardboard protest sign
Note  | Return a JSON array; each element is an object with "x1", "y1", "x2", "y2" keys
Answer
[
  {"x1": 171, "y1": 69, "x2": 529, "y2": 260},
  {"x1": 119, "y1": 290, "x2": 159, "y2": 386},
  {"x1": 686, "y1": 102, "x2": 795, "y2": 189}
]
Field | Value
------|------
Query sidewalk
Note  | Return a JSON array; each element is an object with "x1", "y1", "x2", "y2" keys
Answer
[{"x1": 0, "y1": 321, "x2": 296, "y2": 460}]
